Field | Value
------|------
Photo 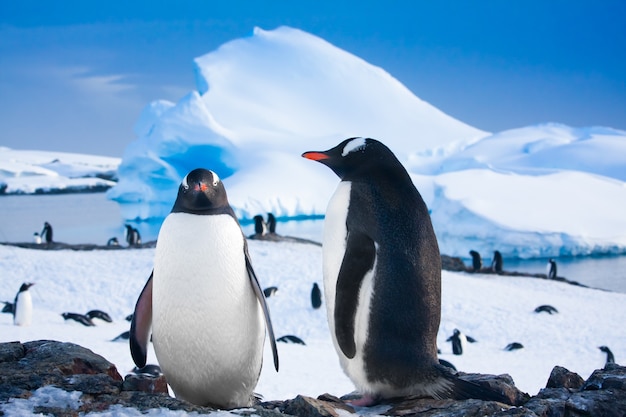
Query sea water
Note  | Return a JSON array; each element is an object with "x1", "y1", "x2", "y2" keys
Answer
[{"x1": 0, "y1": 193, "x2": 624, "y2": 293}]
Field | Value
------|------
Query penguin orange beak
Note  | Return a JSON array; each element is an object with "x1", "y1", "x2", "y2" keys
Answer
[
  {"x1": 302, "y1": 151, "x2": 329, "y2": 161},
  {"x1": 193, "y1": 183, "x2": 208, "y2": 192}
]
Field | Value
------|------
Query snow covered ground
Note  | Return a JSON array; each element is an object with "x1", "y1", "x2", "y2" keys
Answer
[{"x1": 0, "y1": 239, "x2": 624, "y2": 416}]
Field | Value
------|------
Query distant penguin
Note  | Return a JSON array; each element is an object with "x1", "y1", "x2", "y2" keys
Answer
[
  {"x1": 277, "y1": 335, "x2": 306, "y2": 345},
  {"x1": 33, "y1": 232, "x2": 42, "y2": 244},
  {"x1": 504, "y1": 342, "x2": 524, "y2": 351},
  {"x1": 267, "y1": 213, "x2": 277, "y2": 234},
  {"x1": 534, "y1": 305, "x2": 558, "y2": 314},
  {"x1": 547, "y1": 259, "x2": 557, "y2": 280},
  {"x1": 311, "y1": 283, "x2": 322, "y2": 309},
  {"x1": 86, "y1": 309, "x2": 113, "y2": 323},
  {"x1": 599, "y1": 346, "x2": 615, "y2": 367},
  {"x1": 111, "y1": 330, "x2": 130, "y2": 342},
  {"x1": 13, "y1": 282, "x2": 34, "y2": 326},
  {"x1": 129, "y1": 168, "x2": 279, "y2": 409},
  {"x1": 125, "y1": 313, "x2": 133, "y2": 322},
  {"x1": 253, "y1": 215, "x2": 268, "y2": 236},
  {"x1": 107, "y1": 237, "x2": 119, "y2": 246},
  {"x1": 491, "y1": 251, "x2": 503, "y2": 273},
  {"x1": 61, "y1": 312, "x2": 94, "y2": 327},
  {"x1": 41, "y1": 222, "x2": 53, "y2": 243},
  {"x1": 303, "y1": 138, "x2": 508, "y2": 405},
  {"x1": 469, "y1": 250, "x2": 482, "y2": 272},
  {"x1": 446, "y1": 329, "x2": 477, "y2": 355},
  {"x1": 125, "y1": 224, "x2": 141, "y2": 246},
  {"x1": 263, "y1": 286, "x2": 278, "y2": 298},
  {"x1": 2, "y1": 301, "x2": 14, "y2": 314}
]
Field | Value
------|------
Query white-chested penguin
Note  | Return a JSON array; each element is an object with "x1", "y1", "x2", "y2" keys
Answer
[
  {"x1": 303, "y1": 138, "x2": 508, "y2": 406},
  {"x1": 129, "y1": 168, "x2": 279, "y2": 409},
  {"x1": 13, "y1": 282, "x2": 35, "y2": 326},
  {"x1": 547, "y1": 258, "x2": 557, "y2": 280}
]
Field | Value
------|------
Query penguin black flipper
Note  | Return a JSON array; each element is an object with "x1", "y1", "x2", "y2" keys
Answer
[
  {"x1": 245, "y1": 251, "x2": 279, "y2": 372},
  {"x1": 334, "y1": 229, "x2": 376, "y2": 359},
  {"x1": 130, "y1": 271, "x2": 153, "y2": 368}
]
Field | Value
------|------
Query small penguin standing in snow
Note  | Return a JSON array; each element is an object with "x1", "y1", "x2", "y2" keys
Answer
[
  {"x1": 41, "y1": 222, "x2": 53, "y2": 243},
  {"x1": 446, "y1": 329, "x2": 477, "y2": 355},
  {"x1": 491, "y1": 251, "x2": 503, "y2": 273},
  {"x1": 547, "y1": 259, "x2": 558, "y2": 280},
  {"x1": 311, "y1": 282, "x2": 322, "y2": 309},
  {"x1": 13, "y1": 282, "x2": 35, "y2": 326},
  {"x1": 303, "y1": 138, "x2": 507, "y2": 406},
  {"x1": 469, "y1": 250, "x2": 482, "y2": 272},
  {"x1": 130, "y1": 168, "x2": 279, "y2": 409}
]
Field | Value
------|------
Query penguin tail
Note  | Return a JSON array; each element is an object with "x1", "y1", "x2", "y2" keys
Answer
[{"x1": 443, "y1": 372, "x2": 512, "y2": 405}]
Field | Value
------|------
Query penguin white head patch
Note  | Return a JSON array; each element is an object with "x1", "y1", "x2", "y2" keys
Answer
[
  {"x1": 341, "y1": 137, "x2": 367, "y2": 157},
  {"x1": 210, "y1": 170, "x2": 220, "y2": 186}
]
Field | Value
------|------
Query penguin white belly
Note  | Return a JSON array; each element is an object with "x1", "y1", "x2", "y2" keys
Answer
[
  {"x1": 152, "y1": 213, "x2": 265, "y2": 408},
  {"x1": 323, "y1": 182, "x2": 378, "y2": 394},
  {"x1": 14, "y1": 292, "x2": 32, "y2": 326}
]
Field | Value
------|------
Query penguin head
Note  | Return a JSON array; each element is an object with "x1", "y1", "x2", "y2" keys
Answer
[
  {"x1": 172, "y1": 168, "x2": 229, "y2": 214},
  {"x1": 19, "y1": 282, "x2": 34, "y2": 292},
  {"x1": 302, "y1": 137, "x2": 401, "y2": 180}
]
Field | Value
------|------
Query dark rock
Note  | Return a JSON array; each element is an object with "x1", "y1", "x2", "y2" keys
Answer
[
  {"x1": 1, "y1": 341, "x2": 625, "y2": 416},
  {"x1": 545, "y1": 365, "x2": 585, "y2": 389}
]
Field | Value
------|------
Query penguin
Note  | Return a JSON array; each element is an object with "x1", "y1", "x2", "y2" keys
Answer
[
  {"x1": 302, "y1": 138, "x2": 508, "y2": 406},
  {"x1": 41, "y1": 222, "x2": 53, "y2": 243},
  {"x1": 311, "y1": 282, "x2": 322, "y2": 309},
  {"x1": 253, "y1": 215, "x2": 268, "y2": 236},
  {"x1": 129, "y1": 168, "x2": 279, "y2": 409},
  {"x1": 112, "y1": 330, "x2": 130, "y2": 342},
  {"x1": 33, "y1": 232, "x2": 42, "y2": 244},
  {"x1": 125, "y1": 313, "x2": 133, "y2": 322},
  {"x1": 490, "y1": 251, "x2": 503, "y2": 273},
  {"x1": 263, "y1": 286, "x2": 278, "y2": 298},
  {"x1": 277, "y1": 335, "x2": 306, "y2": 345},
  {"x1": 267, "y1": 213, "x2": 277, "y2": 234},
  {"x1": 86, "y1": 309, "x2": 113, "y2": 323},
  {"x1": 534, "y1": 305, "x2": 558, "y2": 314},
  {"x1": 504, "y1": 342, "x2": 524, "y2": 351},
  {"x1": 13, "y1": 282, "x2": 34, "y2": 326},
  {"x1": 2, "y1": 301, "x2": 14, "y2": 314},
  {"x1": 107, "y1": 237, "x2": 119, "y2": 246},
  {"x1": 547, "y1": 259, "x2": 557, "y2": 280},
  {"x1": 446, "y1": 329, "x2": 477, "y2": 355},
  {"x1": 599, "y1": 346, "x2": 615, "y2": 367},
  {"x1": 125, "y1": 224, "x2": 141, "y2": 246},
  {"x1": 469, "y1": 250, "x2": 482, "y2": 272},
  {"x1": 61, "y1": 312, "x2": 95, "y2": 326}
]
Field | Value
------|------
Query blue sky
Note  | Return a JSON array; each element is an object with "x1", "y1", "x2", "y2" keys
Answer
[{"x1": 1, "y1": 1, "x2": 625, "y2": 156}]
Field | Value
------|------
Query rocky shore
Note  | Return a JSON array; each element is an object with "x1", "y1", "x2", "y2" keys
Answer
[{"x1": 1, "y1": 340, "x2": 624, "y2": 416}]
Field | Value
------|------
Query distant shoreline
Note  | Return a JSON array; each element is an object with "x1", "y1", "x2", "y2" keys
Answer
[{"x1": 0, "y1": 185, "x2": 112, "y2": 196}]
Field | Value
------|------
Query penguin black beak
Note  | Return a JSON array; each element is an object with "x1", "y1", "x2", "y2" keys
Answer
[{"x1": 302, "y1": 151, "x2": 329, "y2": 161}]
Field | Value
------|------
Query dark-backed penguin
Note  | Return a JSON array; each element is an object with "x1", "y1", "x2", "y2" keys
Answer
[
  {"x1": 446, "y1": 329, "x2": 477, "y2": 355},
  {"x1": 599, "y1": 346, "x2": 615, "y2": 367},
  {"x1": 277, "y1": 335, "x2": 306, "y2": 345},
  {"x1": 491, "y1": 251, "x2": 503, "y2": 273},
  {"x1": 130, "y1": 168, "x2": 279, "y2": 409},
  {"x1": 41, "y1": 222, "x2": 53, "y2": 243},
  {"x1": 534, "y1": 305, "x2": 558, "y2": 314},
  {"x1": 61, "y1": 312, "x2": 95, "y2": 326},
  {"x1": 13, "y1": 282, "x2": 35, "y2": 326},
  {"x1": 267, "y1": 213, "x2": 277, "y2": 234},
  {"x1": 107, "y1": 237, "x2": 120, "y2": 246},
  {"x1": 112, "y1": 330, "x2": 130, "y2": 342},
  {"x1": 504, "y1": 342, "x2": 524, "y2": 351},
  {"x1": 86, "y1": 309, "x2": 113, "y2": 323},
  {"x1": 547, "y1": 259, "x2": 557, "y2": 280},
  {"x1": 2, "y1": 301, "x2": 14, "y2": 314},
  {"x1": 253, "y1": 215, "x2": 268, "y2": 236},
  {"x1": 303, "y1": 138, "x2": 508, "y2": 406},
  {"x1": 125, "y1": 224, "x2": 141, "y2": 246},
  {"x1": 311, "y1": 282, "x2": 322, "y2": 309},
  {"x1": 469, "y1": 250, "x2": 482, "y2": 272}
]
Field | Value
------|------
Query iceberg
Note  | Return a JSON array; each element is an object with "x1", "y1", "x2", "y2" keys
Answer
[{"x1": 107, "y1": 26, "x2": 626, "y2": 259}]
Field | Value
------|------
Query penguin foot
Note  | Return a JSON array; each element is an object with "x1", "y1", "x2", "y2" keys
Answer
[{"x1": 346, "y1": 394, "x2": 380, "y2": 407}]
